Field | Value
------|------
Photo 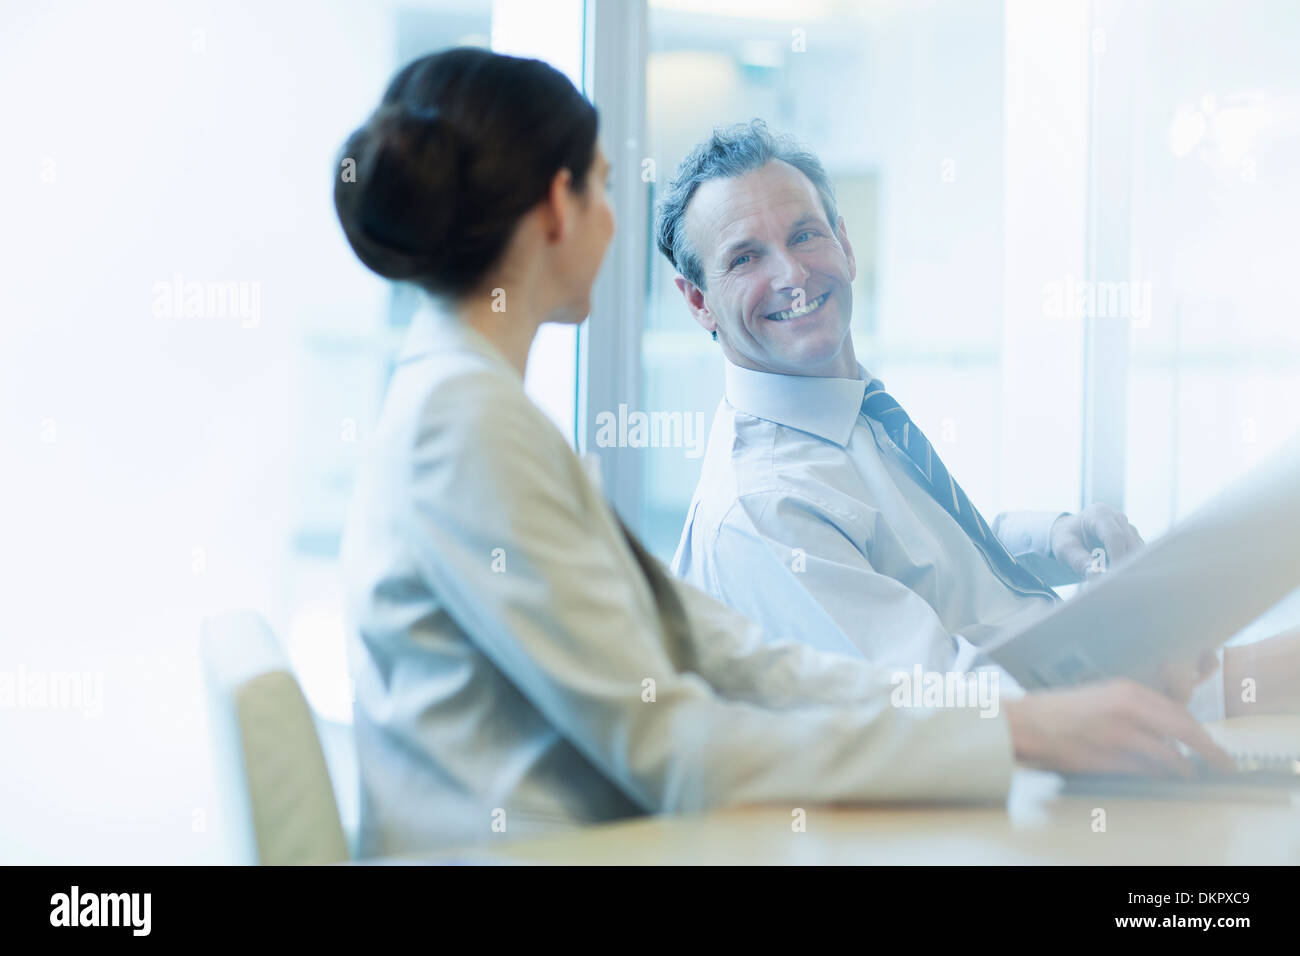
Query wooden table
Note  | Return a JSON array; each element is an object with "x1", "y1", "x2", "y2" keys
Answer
[{"x1": 380, "y1": 717, "x2": 1300, "y2": 865}]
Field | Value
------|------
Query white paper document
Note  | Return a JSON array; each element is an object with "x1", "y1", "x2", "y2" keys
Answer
[{"x1": 983, "y1": 431, "x2": 1300, "y2": 691}]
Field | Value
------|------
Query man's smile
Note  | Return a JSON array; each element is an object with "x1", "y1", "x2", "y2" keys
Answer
[{"x1": 765, "y1": 290, "x2": 830, "y2": 321}]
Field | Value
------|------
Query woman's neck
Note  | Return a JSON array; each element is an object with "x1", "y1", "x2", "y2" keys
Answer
[{"x1": 455, "y1": 288, "x2": 546, "y2": 378}]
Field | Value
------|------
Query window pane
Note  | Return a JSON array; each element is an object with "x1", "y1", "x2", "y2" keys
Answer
[{"x1": 1122, "y1": 0, "x2": 1300, "y2": 544}]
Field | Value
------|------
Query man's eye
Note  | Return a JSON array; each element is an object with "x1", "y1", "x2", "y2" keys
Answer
[
  {"x1": 793, "y1": 230, "x2": 816, "y2": 243},
  {"x1": 731, "y1": 254, "x2": 752, "y2": 268}
]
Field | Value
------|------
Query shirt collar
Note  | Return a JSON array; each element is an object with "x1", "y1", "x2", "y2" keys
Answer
[
  {"x1": 396, "y1": 294, "x2": 523, "y2": 384},
  {"x1": 723, "y1": 359, "x2": 878, "y2": 447}
]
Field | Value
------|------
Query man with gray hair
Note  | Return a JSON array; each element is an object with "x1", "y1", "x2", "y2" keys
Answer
[{"x1": 657, "y1": 118, "x2": 1297, "y2": 741}]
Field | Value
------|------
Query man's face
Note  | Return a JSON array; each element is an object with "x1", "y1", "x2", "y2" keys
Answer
[{"x1": 676, "y1": 160, "x2": 858, "y2": 378}]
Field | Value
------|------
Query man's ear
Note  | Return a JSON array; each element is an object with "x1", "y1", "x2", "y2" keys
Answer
[
  {"x1": 836, "y1": 215, "x2": 857, "y2": 283},
  {"x1": 673, "y1": 274, "x2": 716, "y2": 337}
]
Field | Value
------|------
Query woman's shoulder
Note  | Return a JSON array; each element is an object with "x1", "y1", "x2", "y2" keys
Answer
[
  {"x1": 417, "y1": 349, "x2": 527, "y2": 414},
  {"x1": 385, "y1": 350, "x2": 531, "y2": 438},
  {"x1": 390, "y1": 312, "x2": 540, "y2": 427}
]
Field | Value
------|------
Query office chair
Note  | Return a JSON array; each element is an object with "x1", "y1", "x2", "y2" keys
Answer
[{"x1": 199, "y1": 611, "x2": 350, "y2": 865}]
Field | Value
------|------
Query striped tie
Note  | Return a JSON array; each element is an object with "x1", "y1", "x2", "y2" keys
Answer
[{"x1": 860, "y1": 379, "x2": 1059, "y2": 603}]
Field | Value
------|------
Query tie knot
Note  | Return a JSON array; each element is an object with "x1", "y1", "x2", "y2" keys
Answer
[{"x1": 861, "y1": 380, "x2": 905, "y2": 425}]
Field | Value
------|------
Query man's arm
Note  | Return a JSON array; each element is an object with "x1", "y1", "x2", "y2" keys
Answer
[
  {"x1": 667, "y1": 562, "x2": 965, "y2": 708},
  {"x1": 996, "y1": 503, "x2": 1147, "y2": 584},
  {"x1": 698, "y1": 489, "x2": 977, "y2": 674}
]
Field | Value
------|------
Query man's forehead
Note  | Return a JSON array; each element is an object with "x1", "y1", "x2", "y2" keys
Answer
[{"x1": 685, "y1": 160, "x2": 826, "y2": 261}]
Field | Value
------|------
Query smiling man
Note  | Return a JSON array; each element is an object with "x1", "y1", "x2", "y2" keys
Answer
[{"x1": 657, "y1": 119, "x2": 1238, "y2": 716}]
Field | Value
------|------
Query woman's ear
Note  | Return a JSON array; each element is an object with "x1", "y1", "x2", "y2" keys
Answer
[{"x1": 542, "y1": 166, "x2": 575, "y2": 242}]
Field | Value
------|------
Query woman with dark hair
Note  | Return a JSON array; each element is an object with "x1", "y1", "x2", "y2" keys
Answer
[{"x1": 333, "y1": 48, "x2": 1230, "y2": 858}]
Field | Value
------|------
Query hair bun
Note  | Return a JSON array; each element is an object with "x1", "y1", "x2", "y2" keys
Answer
[
  {"x1": 333, "y1": 48, "x2": 598, "y2": 299},
  {"x1": 334, "y1": 102, "x2": 462, "y2": 282}
]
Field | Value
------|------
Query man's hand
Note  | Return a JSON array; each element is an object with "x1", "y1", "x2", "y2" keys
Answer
[
  {"x1": 1050, "y1": 503, "x2": 1144, "y2": 579},
  {"x1": 1004, "y1": 679, "x2": 1235, "y2": 777}
]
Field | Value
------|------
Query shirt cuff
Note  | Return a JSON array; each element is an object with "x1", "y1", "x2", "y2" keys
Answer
[
  {"x1": 1187, "y1": 645, "x2": 1227, "y2": 723},
  {"x1": 993, "y1": 510, "x2": 1069, "y2": 559},
  {"x1": 993, "y1": 510, "x2": 1081, "y2": 587}
]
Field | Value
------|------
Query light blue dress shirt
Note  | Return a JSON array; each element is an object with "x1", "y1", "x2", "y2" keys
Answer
[
  {"x1": 339, "y1": 302, "x2": 1018, "y2": 858},
  {"x1": 672, "y1": 360, "x2": 1225, "y2": 720}
]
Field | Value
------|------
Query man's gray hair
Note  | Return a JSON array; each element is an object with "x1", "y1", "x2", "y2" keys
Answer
[{"x1": 654, "y1": 118, "x2": 840, "y2": 290}]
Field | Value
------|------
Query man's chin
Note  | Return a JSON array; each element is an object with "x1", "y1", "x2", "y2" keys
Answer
[{"x1": 758, "y1": 324, "x2": 852, "y2": 374}]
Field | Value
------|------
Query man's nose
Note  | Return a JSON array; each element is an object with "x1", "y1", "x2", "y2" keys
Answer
[{"x1": 769, "y1": 250, "x2": 810, "y2": 293}]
